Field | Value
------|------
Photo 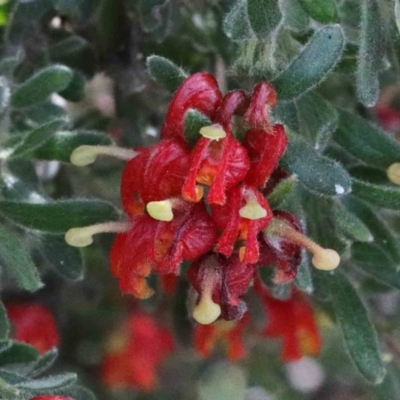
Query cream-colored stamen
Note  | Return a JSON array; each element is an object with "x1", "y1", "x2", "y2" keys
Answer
[
  {"x1": 199, "y1": 124, "x2": 227, "y2": 140},
  {"x1": 70, "y1": 145, "x2": 136, "y2": 166},
  {"x1": 387, "y1": 163, "x2": 400, "y2": 185},
  {"x1": 239, "y1": 201, "x2": 267, "y2": 220},
  {"x1": 65, "y1": 221, "x2": 130, "y2": 247},
  {"x1": 146, "y1": 200, "x2": 174, "y2": 221},
  {"x1": 265, "y1": 218, "x2": 340, "y2": 271}
]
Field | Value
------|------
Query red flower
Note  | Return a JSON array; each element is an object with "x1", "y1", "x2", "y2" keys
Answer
[
  {"x1": 254, "y1": 279, "x2": 322, "y2": 362},
  {"x1": 120, "y1": 139, "x2": 190, "y2": 217},
  {"x1": 110, "y1": 203, "x2": 217, "y2": 298},
  {"x1": 193, "y1": 313, "x2": 250, "y2": 361},
  {"x1": 6, "y1": 304, "x2": 59, "y2": 354},
  {"x1": 211, "y1": 184, "x2": 272, "y2": 263},
  {"x1": 101, "y1": 311, "x2": 175, "y2": 391},
  {"x1": 188, "y1": 252, "x2": 255, "y2": 323},
  {"x1": 161, "y1": 72, "x2": 222, "y2": 142}
]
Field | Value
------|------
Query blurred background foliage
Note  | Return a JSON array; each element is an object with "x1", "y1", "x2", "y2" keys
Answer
[{"x1": 1, "y1": 0, "x2": 400, "y2": 399}]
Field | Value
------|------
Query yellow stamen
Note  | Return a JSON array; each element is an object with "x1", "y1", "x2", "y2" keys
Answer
[
  {"x1": 65, "y1": 221, "x2": 130, "y2": 247},
  {"x1": 199, "y1": 124, "x2": 227, "y2": 140},
  {"x1": 146, "y1": 200, "x2": 173, "y2": 221},
  {"x1": 239, "y1": 246, "x2": 246, "y2": 261},
  {"x1": 266, "y1": 218, "x2": 340, "y2": 271},
  {"x1": 70, "y1": 145, "x2": 136, "y2": 166},
  {"x1": 192, "y1": 269, "x2": 221, "y2": 325},
  {"x1": 387, "y1": 163, "x2": 400, "y2": 185},
  {"x1": 239, "y1": 201, "x2": 267, "y2": 220},
  {"x1": 195, "y1": 185, "x2": 204, "y2": 201}
]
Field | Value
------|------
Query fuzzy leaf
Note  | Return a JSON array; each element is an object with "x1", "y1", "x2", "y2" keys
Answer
[
  {"x1": 351, "y1": 167, "x2": 400, "y2": 210},
  {"x1": 0, "y1": 199, "x2": 118, "y2": 233},
  {"x1": 298, "y1": 0, "x2": 339, "y2": 23},
  {"x1": 137, "y1": 0, "x2": 170, "y2": 32},
  {"x1": 0, "y1": 77, "x2": 10, "y2": 120},
  {"x1": 295, "y1": 258, "x2": 313, "y2": 293},
  {"x1": 267, "y1": 175, "x2": 298, "y2": 208},
  {"x1": 49, "y1": 36, "x2": 89, "y2": 59},
  {"x1": 335, "y1": 109, "x2": 400, "y2": 169},
  {"x1": 53, "y1": 0, "x2": 97, "y2": 21},
  {"x1": 184, "y1": 109, "x2": 212, "y2": 148},
  {"x1": 352, "y1": 242, "x2": 400, "y2": 288},
  {"x1": 146, "y1": 56, "x2": 188, "y2": 92},
  {"x1": 373, "y1": 368, "x2": 400, "y2": 400},
  {"x1": 0, "y1": 342, "x2": 39, "y2": 366},
  {"x1": 356, "y1": 0, "x2": 386, "y2": 107},
  {"x1": 33, "y1": 130, "x2": 112, "y2": 162},
  {"x1": 11, "y1": 65, "x2": 74, "y2": 108},
  {"x1": 59, "y1": 385, "x2": 97, "y2": 400},
  {"x1": 273, "y1": 25, "x2": 344, "y2": 101},
  {"x1": 247, "y1": 0, "x2": 282, "y2": 40},
  {"x1": 396, "y1": 0, "x2": 400, "y2": 35},
  {"x1": 59, "y1": 71, "x2": 86, "y2": 102},
  {"x1": 198, "y1": 362, "x2": 247, "y2": 400},
  {"x1": 16, "y1": 372, "x2": 77, "y2": 392},
  {"x1": 40, "y1": 235, "x2": 84, "y2": 280},
  {"x1": 281, "y1": 0, "x2": 309, "y2": 33},
  {"x1": 0, "y1": 224, "x2": 43, "y2": 291},
  {"x1": 333, "y1": 201, "x2": 372, "y2": 242},
  {"x1": 0, "y1": 302, "x2": 9, "y2": 341},
  {"x1": 280, "y1": 134, "x2": 351, "y2": 196},
  {"x1": 29, "y1": 348, "x2": 58, "y2": 377},
  {"x1": 10, "y1": 118, "x2": 68, "y2": 159},
  {"x1": 329, "y1": 272, "x2": 386, "y2": 384},
  {"x1": 223, "y1": 0, "x2": 255, "y2": 41},
  {"x1": 296, "y1": 92, "x2": 337, "y2": 151},
  {"x1": 344, "y1": 196, "x2": 400, "y2": 264}
]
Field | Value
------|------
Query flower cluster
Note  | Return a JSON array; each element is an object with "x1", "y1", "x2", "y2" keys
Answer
[
  {"x1": 6, "y1": 303, "x2": 59, "y2": 354},
  {"x1": 101, "y1": 311, "x2": 175, "y2": 391},
  {"x1": 66, "y1": 74, "x2": 340, "y2": 332}
]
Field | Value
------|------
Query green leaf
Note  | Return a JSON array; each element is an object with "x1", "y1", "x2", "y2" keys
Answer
[
  {"x1": 298, "y1": 0, "x2": 339, "y2": 23},
  {"x1": 295, "y1": 92, "x2": 337, "y2": 151},
  {"x1": 0, "y1": 224, "x2": 43, "y2": 292},
  {"x1": 396, "y1": 0, "x2": 400, "y2": 35},
  {"x1": 53, "y1": 0, "x2": 97, "y2": 22},
  {"x1": 10, "y1": 118, "x2": 68, "y2": 159},
  {"x1": 373, "y1": 368, "x2": 400, "y2": 400},
  {"x1": 333, "y1": 201, "x2": 373, "y2": 242},
  {"x1": 281, "y1": 0, "x2": 310, "y2": 33},
  {"x1": 33, "y1": 130, "x2": 112, "y2": 162},
  {"x1": 137, "y1": 0, "x2": 170, "y2": 32},
  {"x1": 295, "y1": 258, "x2": 313, "y2": 293},
  {"x1": 0, "y1": 77, "x2": 10, "y2": 121},
  {"x1": 40, "y1": 235, "x2": 84, "y2": 280},
  {"x1": 350, "y1": 167, "x2": 400, "y2": 210},
  {"x1": 356, "y1": 0, "x2": 386, "y2": 107},
  {"x1": 352, "y1": 242, "x2": 400, "y2": 288},
  {"x1": 0, "y1": 343, "x2": 39, "y2": 367},
  {"x1": 184, "y1": 109, "x2": 212, "y2": 148},
  {"x1": 11, "y1": 65, "x2": 74, "y2": 108},
  {"x1": 247, "y1": 0, "x2": 282, "y2": 40},
  {"x1": 58, "y1": 71, "x2": 85, "y2": 103},
  {"x1": 0, "y1": 199, "x2": 118, "y2": 233},
  {"x1": 344, "y1": 196, "x2": 400, "y2": 264},
  {"x1": 16, "y1": 372, "x2": 77, "y2": 392},
  {"x1": 0, "y1": 302, "x2": 9, "y2": 341},
  {"x1": 329, "y1": 272, "x2": 386, "y2": 384},
  {"x1": 280, "y1": 134, "x2": 351, "y2": 196},
  {"x1": 198, "y1": 362, "x2": 247, "y2": 400},
  {"x1": 334, "y1": 109, "x2": 400, "y2": 169},
  {"x1": 59, "y1": 385, "x2": 97, "y2": 400},
  {"x1": 146, "y1": 56, "x2": 188, "y2": 93},
  {"x1": 49, "y1": 36, "x2": 89, "y2": 59},
  {"x1": 267, "y1": 175, "x2": 298, "y2": 208},
  {"x1": 273, "y1": 25, "x2": 345, "y2": 101},
  {"x1": 29, "y1": 348, "x2": 58, "y2": 378},
  {"x1": 223, "y1": 0, "x2": 255, "y2": 41}
]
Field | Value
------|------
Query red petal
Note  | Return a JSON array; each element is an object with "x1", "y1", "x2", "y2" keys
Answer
[
  {"x1": 217, "y1": 89, "x2": 249, "y2": 129},
  {"x1": 161, "y1": 73, "x2": 222, "y2": 142},
  {"x1": 244, "y1": 124, "x2": 288, "y2": 188}
]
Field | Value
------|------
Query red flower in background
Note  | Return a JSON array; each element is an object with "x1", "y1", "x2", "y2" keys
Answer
[
  {"x1": 30, "y1": 397, "x2": 74, "y2": 400},
  {"x1": 254, "y1": 279, "x2": 321, "y2": 362},
  {"x1": 6, "y1": 304, "x2": 59, "y2": 354},
  {"x1": 101, "y1": 311, "x2": 175, "y2": 391}
]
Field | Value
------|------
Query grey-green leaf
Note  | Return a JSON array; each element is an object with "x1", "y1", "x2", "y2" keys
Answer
[
  {"x1": 0, "y1": 224, "x2": 43, "y2": 292},
  {"x1": 356, "y1": 0, "x2": 386, "y2": 107},
  {"x1": 334, "y1": 109, "x2": 400, "y2": 169},
  {"x1": 329, "y1": 272, "x2": 386, "y2": 384},
  {"x1": 298, "y1": 0, "x2": 339, "y2": 23},
  {"x1": 10, "y1": 118, "x2": 68, "y2": 159},
  {"x1": 273, "y1": 25, "x2": 345, "y2": 101},
  {"x1": 146, "y1": 56, "x2": 187, "y2": 92},
  {"x1": 11, "y1": 65, "x2": 74, "y2": 108},
  {"x1": 223, "y1": 0, "x2": 255, "y2": 41},
  {"x1": 267, "y1": 175, "x2": 298, "y2": 208},
  {"x1": 280, "y1": 134, "x2": 351, "y2": 196},
  {"x1": 16, "y1": 372, "x2": 77, "y2": 392},
  {"x1": 184, "y1": 109, "x2": 212, "y2": 148},
  {"x1": 296, "y1": 92, "x2": 337, "y2": 151},
  {"x1": 396, "y1": 0, "x2": 400, "y2": 35},
  {"x1": 247, "y1": 0, "x2": 282, "y2": 40},
  {"x1": 0, "y1": 301, "x2": 9, "y2": 340},
  {"x1": 0, "y1": 199, "x2": 118, "y2": 233},
  {"x1": 33, "y1": 130, "x2": 112, "y2": 162},
  {"x1": 40, "y1": 235, "x2": 84, "y2": 281}
]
